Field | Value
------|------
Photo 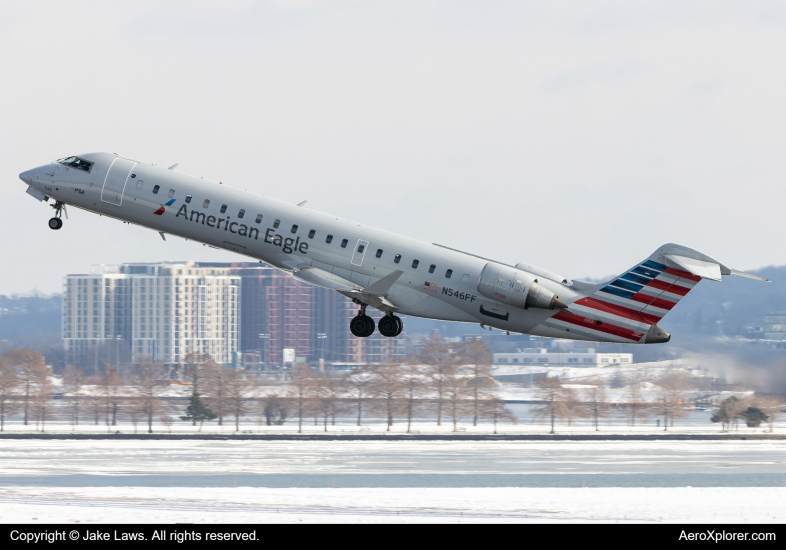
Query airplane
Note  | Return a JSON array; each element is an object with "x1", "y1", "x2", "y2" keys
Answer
[{"x1": 19, "y1": 152, "x2": 769, "y2": 343}]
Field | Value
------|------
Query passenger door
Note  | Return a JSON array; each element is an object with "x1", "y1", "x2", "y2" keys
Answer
[
  {"x1": 351, "y1": 239, "x2": 370, "y2": 267},
  {"x1": 101, "y1": 157, "x2": 137, "y2": 206}
]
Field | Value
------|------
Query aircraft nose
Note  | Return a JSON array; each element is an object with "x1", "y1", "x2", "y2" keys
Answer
[{"x1": 19, "y1": 169, "x2": 34, "y2": 184}]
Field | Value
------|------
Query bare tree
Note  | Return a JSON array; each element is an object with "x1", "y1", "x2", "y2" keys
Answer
[
  {"x1": 583, "y1": 378, "x2": 610, "y2": 431},
  {"x1": 757, "y1": 396, "x2": 784, "y2": 433},
  {"x1": 652, "y1": 372, "x2": 688, "y2": 431},
  {"x1": 5, "y1": 348, "x2": 47, "y2": 425},
  {"x1": 63, "y1": 365, "x2": 88, "y2": 429},
  {"x1": 346, "y1": 371, "x2": 373, "y2": 426},
  {"x1": 261, "y1": 393, "x2": 289, "y2": 426},
  {"x1": 205, "y1": 363, "x2": 232, "y2": 426},
  {"x1": 370, "y1": 363, "x2": 403, "y2": 431},
  {"x1": 227, "y1": 369, "x2": 253, "y2": 432},
  {"x1": 399, "y1": 363, "x2": 426, "y2": 433},
  {"x1": 314, "y1": 373, "x2": 345, "y2": 432},
  {"x1": 97, "y1": 363, "x2": 123, "y2": 427},
  {"x1": 0, "y1": 356, "x2": 19, "y2": 431},
  {"x1": 419, "y1": 333, "x2": 458, "y2": 426},
  {"x1": 31, "y1": 378, "x2": 54, "y2": 432},
  {"x1": 532, "y1": 377, "x2": 569, "y2": 434},
  {"x1": 480, "y1": 396, "x2": 517, "y2": 434},
  {"x1": 442, "y1": 367, "x2": 471, "y2": 432},
  {"x1": 182, "y1": 353, "x2": 217, "y2": 425},
  {"x1": 461, "y1": 339, "x2": 495, "y2": 426},
  {"x1": 624, "y1": 383, "x2": 650, "y2": 427},
  {"x1": 133, "y1": 358, "x2": 166, "y2": 434},
  {"x1": 289, "y1": 364, "x2": 316, "y2": 433},
  {"x1": 561, "y1": 385, "x2": 585, "y2": 427}
]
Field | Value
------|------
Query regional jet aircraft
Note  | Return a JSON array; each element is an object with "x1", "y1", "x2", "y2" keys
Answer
[{"x1": 19, "y1": 153, "x2": 768, "y2": 343}]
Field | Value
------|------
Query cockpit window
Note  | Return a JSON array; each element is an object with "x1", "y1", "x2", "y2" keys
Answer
[{"x1": 57, "y1": 156, "x2": 93, "y2": 172}]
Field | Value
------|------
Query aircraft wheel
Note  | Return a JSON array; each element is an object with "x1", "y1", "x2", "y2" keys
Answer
[
  {"x1": 48, "y1": 217, "x2": 62, "y2": 230},
  {"x1": 350, "y1": 315, "x2": 375, "y2": 338},
  {"x1": 378, "y1": 315, "x2": 398, "y2": 337},
  {"x1": 393, "y1": 315, "x2": 404, "y2": 336}
]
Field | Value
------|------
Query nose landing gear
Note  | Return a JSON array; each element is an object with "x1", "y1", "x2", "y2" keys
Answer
[{"x1": 48, "y1": 201, "x2": 67, "y2": 230}]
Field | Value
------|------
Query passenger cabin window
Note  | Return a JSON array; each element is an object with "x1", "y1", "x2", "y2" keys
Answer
[
  {"x1": 238, "y1": 209, "x2": 245, "y2": 218},
  {"x1": 202, "y1": 199, "x2": 210, "y2": 208},
  {"x1": 185, "y1": 194, "x2": 192, "y2": 203},
  {"x1": 340, "y1": 239, "x2": 348, "y2": 248},
  {"x1": 220, "y1": 204, "x2": 227, "y2": 214},
  {"x1": 357, "y1": 244, "x2": 365, "y2": 253},
  {"x1": 462, "y1": 274, "x2": 470, "y2": 283},
  {"x1": 57, "y1": 156, "x2": 93, "y2": 172},
  {"x1": 412, "y1": 260, "x2": 419, "y2": 269},
  {"x1": 376, "y1": 249, "x2": 383, "y2": 258},
  {"x1": 168, "y1": 189, "x2": 175, "y2": 199},
  {"x1": 291, "y1": 224, "x2": 298, "y2": 234},
  {"x1": 326, "y1": 234, "x2": 333, "y2": 244},
  {"x1": 152, "y1": 185, "x2": 160, "y2": 194},
  {"x1": 429, "y1": 264, "x2": 436, "y2": 274},
  {"x1": 445, "y1": 269, "x2": 453, "y2": 278},
  {"x1": 308, "y1": 230, "x2": 315, "y2": 239},
  {"x1": 394, "y1": 254, "x2": 401, "y2": 264},
  {"x1": 273, "y1": 219, "x2": 280, "y2": 229},
  {"x1": 135, "y1": 181, "x2": 143, "y2": 190},
  {"x1": 255, "y1": 214, "x2": 262, "y2": 224}
]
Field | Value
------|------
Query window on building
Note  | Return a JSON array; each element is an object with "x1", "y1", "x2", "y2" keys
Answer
[
  {"x1": 376, "y1": 249, "x2": 383, "y2": 258},
  {"x1": 394, "y1": 254, "x2": 401, "y2": 264},
  {"x1": 255, "y1": 214, "x2": 262, "y2": 224},
  {"x1": 273, "y1": 219, "x2": 280, "y2": 229},
  {"x1": 341, "y1": 239, "x2": 348, "y2": 248},
  {"x1": 185, "y1": 194, "x2": 192, "y2": 203},
  {"x1": 412, "y1": 259, "x2": 419, "y2": 269},
  {"x1": 538, "y1": 358, "x2": 548, "y2": 363},
  {"x1": 621, "y1": 358, "x2": 630, "y2": 363},
  {"x1": 308, "y1": 229, "x2": 315, "y2": 239},
  {"x1": 238, "y1": 209, "x2": 245, "y2": 219},
  {"x1": 202, "y1": 199, "x2": 210, "y2": 208},
  {"x1": 428, "y1": 264, "x2": 436, "y2": 274},
  {"x1": 220, "y1": 204, "x2": 227, "y2": 214},
  {"x1": 326, "y1": 234, "x2": 333, "y2": 244},
  {"x1": 512, "y1": 358, "x2": 519, "y2": 363},
  {"x1": 601, "y1": 358, "x2": 609, "y2": 363},
  {"x1": 168, "y1": 189, "x2": 175, "y2": 199},
  {"x1": 291, "y1": 224, "x2": 298, "y2": 234},
  {"x1": 583, "y1": 358, "x2": 594, "y2": 363},
  {"x1": 445, "y1": 269, "x2": 453, "y2": 278},
  {"x1": 152, "y1": 185, "x2": 160, "y2": 194},
  {"x1": 568, "y1": 358, "x2": 578, "y2": 363}
]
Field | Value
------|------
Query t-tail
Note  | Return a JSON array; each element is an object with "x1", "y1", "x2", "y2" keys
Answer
[{"x1": 549, "y1": 243, "x2": 769, "y2": 344}]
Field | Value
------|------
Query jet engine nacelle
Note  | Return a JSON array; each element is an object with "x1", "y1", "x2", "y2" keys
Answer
[{"x1": 477, "y1": 263, "x2": 568, "y2": 311}]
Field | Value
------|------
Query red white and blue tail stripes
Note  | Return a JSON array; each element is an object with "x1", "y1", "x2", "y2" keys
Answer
[{"x1": 547, "y1": 259, "x2": 701, "y2": 343}]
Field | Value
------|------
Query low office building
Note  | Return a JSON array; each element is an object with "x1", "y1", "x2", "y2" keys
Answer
[{"x1": 493, "y1": 348, "x2": 633, "y2": 368}]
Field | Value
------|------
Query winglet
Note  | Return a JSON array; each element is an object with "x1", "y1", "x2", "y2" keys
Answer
[{"x1": 364, "y1": 270, "x2": 404, "y2": 296}]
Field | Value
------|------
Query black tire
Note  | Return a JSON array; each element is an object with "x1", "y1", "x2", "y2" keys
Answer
[
  {"x1": 393, "y1": 315, "x2": 404, "y2": 336},
  {"x1": 362, "y1": 315, "x2": 376, "y2": 337},
  {"x1": 48, "y1": 217, "x2": 62, "y2": 230},
  {"x1": 350, "y1": 315, "x2": 374, "y2": 338},
  {"x1": 378, "y1": 315, "x2": 398, "y2": 337}
]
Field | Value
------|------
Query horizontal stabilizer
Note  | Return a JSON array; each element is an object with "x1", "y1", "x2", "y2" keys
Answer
[
  {"x1": 663, "y1": 254, "x2": 722, "y2": 281},
  {"x1": 730, "y1": 268, "x2": 770, "y2": 282}
]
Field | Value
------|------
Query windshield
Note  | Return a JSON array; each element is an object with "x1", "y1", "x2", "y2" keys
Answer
[{"x1": 57, "y1": 156, "x2": 93, "y2": 172}]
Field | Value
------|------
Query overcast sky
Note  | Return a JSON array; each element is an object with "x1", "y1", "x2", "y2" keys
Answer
[{"x1": 2, "y1": 1, "x2": 786, "y2": 294}]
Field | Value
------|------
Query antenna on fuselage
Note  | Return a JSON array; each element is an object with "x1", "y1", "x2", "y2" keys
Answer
[
  {"x1": 168, "y1": 164, "x2": 178, "y2": 170},
  {"x1": 297, "y1": 200, "x2": 307, "y2": 207}
]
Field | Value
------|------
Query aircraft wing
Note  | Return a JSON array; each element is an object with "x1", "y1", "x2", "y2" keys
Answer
[{"x1": 292, "y1": 267, "x2": 403, "y2": 312}]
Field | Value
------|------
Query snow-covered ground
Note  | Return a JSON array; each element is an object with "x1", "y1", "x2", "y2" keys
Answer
[
  {"x1": 0, "y1": 487, "x2": 783, "y2": 523},
  {"x1": 0, "y1": 438, "x2": 783, "y2": 523}
]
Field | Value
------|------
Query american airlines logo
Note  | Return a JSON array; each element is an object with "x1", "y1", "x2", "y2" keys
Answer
[{"x1": 154, "y1": 199, "x2": 176, "y2": 215}]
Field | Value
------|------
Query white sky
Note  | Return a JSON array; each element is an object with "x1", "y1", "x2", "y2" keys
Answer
[{"x1": 2, "y1": 1, "x2": 786, "y2": 294}]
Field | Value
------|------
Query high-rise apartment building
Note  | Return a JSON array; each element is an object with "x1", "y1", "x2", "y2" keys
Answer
[{"x1": 62, "y1": 262, "x2": 240, "y2": 366}]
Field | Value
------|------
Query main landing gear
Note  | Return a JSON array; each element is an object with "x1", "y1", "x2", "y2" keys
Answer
[
  {"x1": 48, "y1": 201, "x2": 67, "y2": 230},
  {"x1": 349, "y1": 304, "x2": 403, "y2": 338}
]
